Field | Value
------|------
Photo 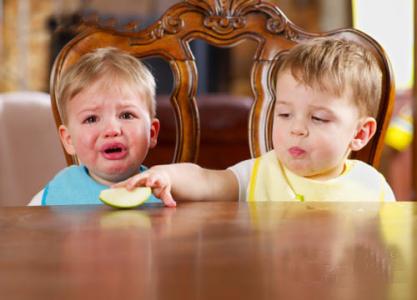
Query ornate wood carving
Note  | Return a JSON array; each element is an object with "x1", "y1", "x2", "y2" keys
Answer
[{"x1": 203, "y1": 15, "x2": 246, "y2": 35}]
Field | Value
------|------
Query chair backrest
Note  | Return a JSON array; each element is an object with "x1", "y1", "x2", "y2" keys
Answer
[{"x1": 51, "y1": 0, "x2": 395, "y2": 167}]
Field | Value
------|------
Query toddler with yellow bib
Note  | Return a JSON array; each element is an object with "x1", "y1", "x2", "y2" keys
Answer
[{"x1": 115, "y1": 38, "x2": 396, "y2": 203}]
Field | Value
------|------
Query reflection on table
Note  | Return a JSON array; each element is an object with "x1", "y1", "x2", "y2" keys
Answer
[{"x1": 0, "y1": 201, "x2": 415, "y2": 300}]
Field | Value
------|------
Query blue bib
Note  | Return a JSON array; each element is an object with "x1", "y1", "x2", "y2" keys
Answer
[{"x1": 42, "y1": 165, "x2": 161, "y2": 205}]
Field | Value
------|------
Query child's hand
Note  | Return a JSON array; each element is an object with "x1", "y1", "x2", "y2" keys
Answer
[{"x1": 113, "y1": 167, "x2": 176, "y2": 207}]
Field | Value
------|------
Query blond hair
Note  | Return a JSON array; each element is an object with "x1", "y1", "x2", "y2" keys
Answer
[
  {"x1": 276, "y1": 38, "x2": 382, "y2": 118},
  {"x1": 57, "y1": 47, "x2": 156, "y2": 123}
]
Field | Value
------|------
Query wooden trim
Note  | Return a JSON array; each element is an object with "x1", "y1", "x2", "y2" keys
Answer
[{"x1": 413, "y1": 0, "x2": 417, "y2": 200}]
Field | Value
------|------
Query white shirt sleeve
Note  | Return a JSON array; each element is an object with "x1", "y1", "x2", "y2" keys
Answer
[
  {"x1": 349, "y1": 160, "x2": 396, "y2": 202},
  {"x1": 28, "y1": 189, "x2": 44, "y2": 206},
  {"x1": 383, "y1": 181, "x2": 396, "y2": 202},
  {"x1": 228, "y1": 159, "x2": 255, "y2": 202}
]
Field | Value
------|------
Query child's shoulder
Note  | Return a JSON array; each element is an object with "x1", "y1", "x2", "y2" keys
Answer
[
  {"x1": 47, "y1": 165, "x2": 93, "y2": 189},
  {"x1": 346, "y1": 159, "x2": 388, "y2": 185},
  {"x1": 347, "y1": 159, "x2": 396, "y2": 202},
  {"x1": 347, "y1": 159, "x2": 382, "y2": 175},
  {"x1": 53, "y1": 164, "x2": 88, "y2": 179}
]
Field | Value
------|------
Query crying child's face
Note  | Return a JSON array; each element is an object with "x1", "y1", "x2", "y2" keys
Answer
[{"x1": 59, "y1": 76, "x2": 159, "y2": 185}]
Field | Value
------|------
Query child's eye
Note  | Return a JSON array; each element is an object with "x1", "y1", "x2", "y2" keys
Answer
[
  {"x1": 277, "y1": 113, "x2": 290, "y2": 119},
  {"x1": 83, "y1": 115, "x2": 97, "y2": 124},
  {"x1": 120, "y1": 112, "x2": 136, "y2": 120},
  {"x1": 312, "y1": 116, "x2": 329, "y2": 123}
]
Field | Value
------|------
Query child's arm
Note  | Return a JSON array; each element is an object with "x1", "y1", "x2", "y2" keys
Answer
[{"x1": 114, "y1": 163, "x2": 239, "y2": 204}]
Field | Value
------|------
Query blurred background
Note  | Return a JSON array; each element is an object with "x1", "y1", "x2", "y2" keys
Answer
[{"x1": 0, "y1": 0, "x2": 414, "y2": 202}]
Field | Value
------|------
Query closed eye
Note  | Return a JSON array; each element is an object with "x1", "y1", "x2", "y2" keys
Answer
[
  {"x1": 83, "y1": 115, "x2": 98, "y2": 124},
  {"x1": 277, "y1": 113, "x2": 290, "y2": 119},
  {"x1": 312, "y1": 116, "x2": 329, "y2": 123}
]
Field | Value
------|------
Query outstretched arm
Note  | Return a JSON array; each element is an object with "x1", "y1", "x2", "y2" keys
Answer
[{"x1": 114, "y1": 163, "x2": 239, "y2": 205}]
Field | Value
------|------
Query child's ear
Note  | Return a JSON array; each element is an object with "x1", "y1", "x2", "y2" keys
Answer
[
  {"x1": 149, "y1": 118, "x2": 160, "y2": 149},
  {"x1": 350, "y1": 117, "x2": 377, "y2": 151},
  {"x1": 59, "y1": 125, "x2": 76, "y2": 155}
]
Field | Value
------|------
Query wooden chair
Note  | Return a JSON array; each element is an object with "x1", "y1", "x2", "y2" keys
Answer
[{"x1": 51, "y1": 0, "x2": 395, "y2": 168}]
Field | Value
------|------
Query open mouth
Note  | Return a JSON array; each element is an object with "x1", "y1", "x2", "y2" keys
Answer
[
  {"x1": 104, "y1": 147, "x2": 122, "y2": 154},
  {"x1": 101, "y1": 143, "x2": 127, "y2": 159}
]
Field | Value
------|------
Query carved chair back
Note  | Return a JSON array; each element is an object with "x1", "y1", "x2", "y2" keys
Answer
[{"x1": 51, "y1": 0, "x2": 394, "y2": 167}]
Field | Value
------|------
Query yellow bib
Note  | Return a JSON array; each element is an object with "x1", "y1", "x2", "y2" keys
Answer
[{"x1": 247, "y1": 151, "x2": 385, "y2": 202}]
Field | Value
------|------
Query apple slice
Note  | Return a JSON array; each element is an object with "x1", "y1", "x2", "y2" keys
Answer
[{"x1": 99, "y1": 187, "x2": 151, "y2": 208}]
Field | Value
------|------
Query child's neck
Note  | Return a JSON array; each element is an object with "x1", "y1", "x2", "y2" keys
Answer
[
  {"x1": 88, "y1": 170, "x2": 127, "y2": 187},
  {"x1": 303, "y1": 162, "x2": 347, "y2": 181}
]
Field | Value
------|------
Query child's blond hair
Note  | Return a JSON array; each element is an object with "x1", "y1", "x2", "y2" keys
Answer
[
  {"x1": 56, "y1": 47, "x2": 156, "y2": 123},
  {"x1": 276, "y1": 38, "x2": 382, "y2": 118}
]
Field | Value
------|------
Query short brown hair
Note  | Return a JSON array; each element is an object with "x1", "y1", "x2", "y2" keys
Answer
[
  {"x1": 276, "y1": 38, "x2": 382, "y2": 118},
  {"x1": 57, "y1": 47, "x2": 156, "y2": 123}
]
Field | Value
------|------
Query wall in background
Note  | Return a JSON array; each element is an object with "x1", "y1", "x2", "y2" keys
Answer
[
  {"x1": 0, "y1": 0, "x2": 81, "y2": 92},
  {"x1": 0, "y1": 0, "x2": 350, "y2": 93}
]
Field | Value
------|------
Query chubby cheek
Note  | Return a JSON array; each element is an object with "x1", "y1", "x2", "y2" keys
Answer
[
  {"x1": 272, "y1": 121, "x2": 285, "y2": 144},
  {"x1": 72, "y1": 129, "x2": 100, "y2": 162},
  {"x1": 311, "y1": 130, "x2": 348, "y2": 160},
  {"x1": 272, "y1": 125, "x2": 288, "y2": 152},
  {"x1": 128, "y1": 129, "x2": 151, "y2": 157},
  {"x1": 117, "y1": 121, "x2": 148, "y2": 149},
  {"x1": 271, "y1": 134, "x2": 289, "y2": 165}
]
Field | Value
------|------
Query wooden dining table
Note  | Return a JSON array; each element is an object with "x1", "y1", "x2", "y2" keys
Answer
[{"x1": 0, "y1": 201, "x2": 415, "y2": 300}]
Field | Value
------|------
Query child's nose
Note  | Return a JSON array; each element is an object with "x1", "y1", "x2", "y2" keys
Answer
[
  {"x1": 291, "y1": 119, "x2": 308, "y2": 136},
  {"x1": 103, "y1": 119, "x2": 122, "y2": 137}
]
